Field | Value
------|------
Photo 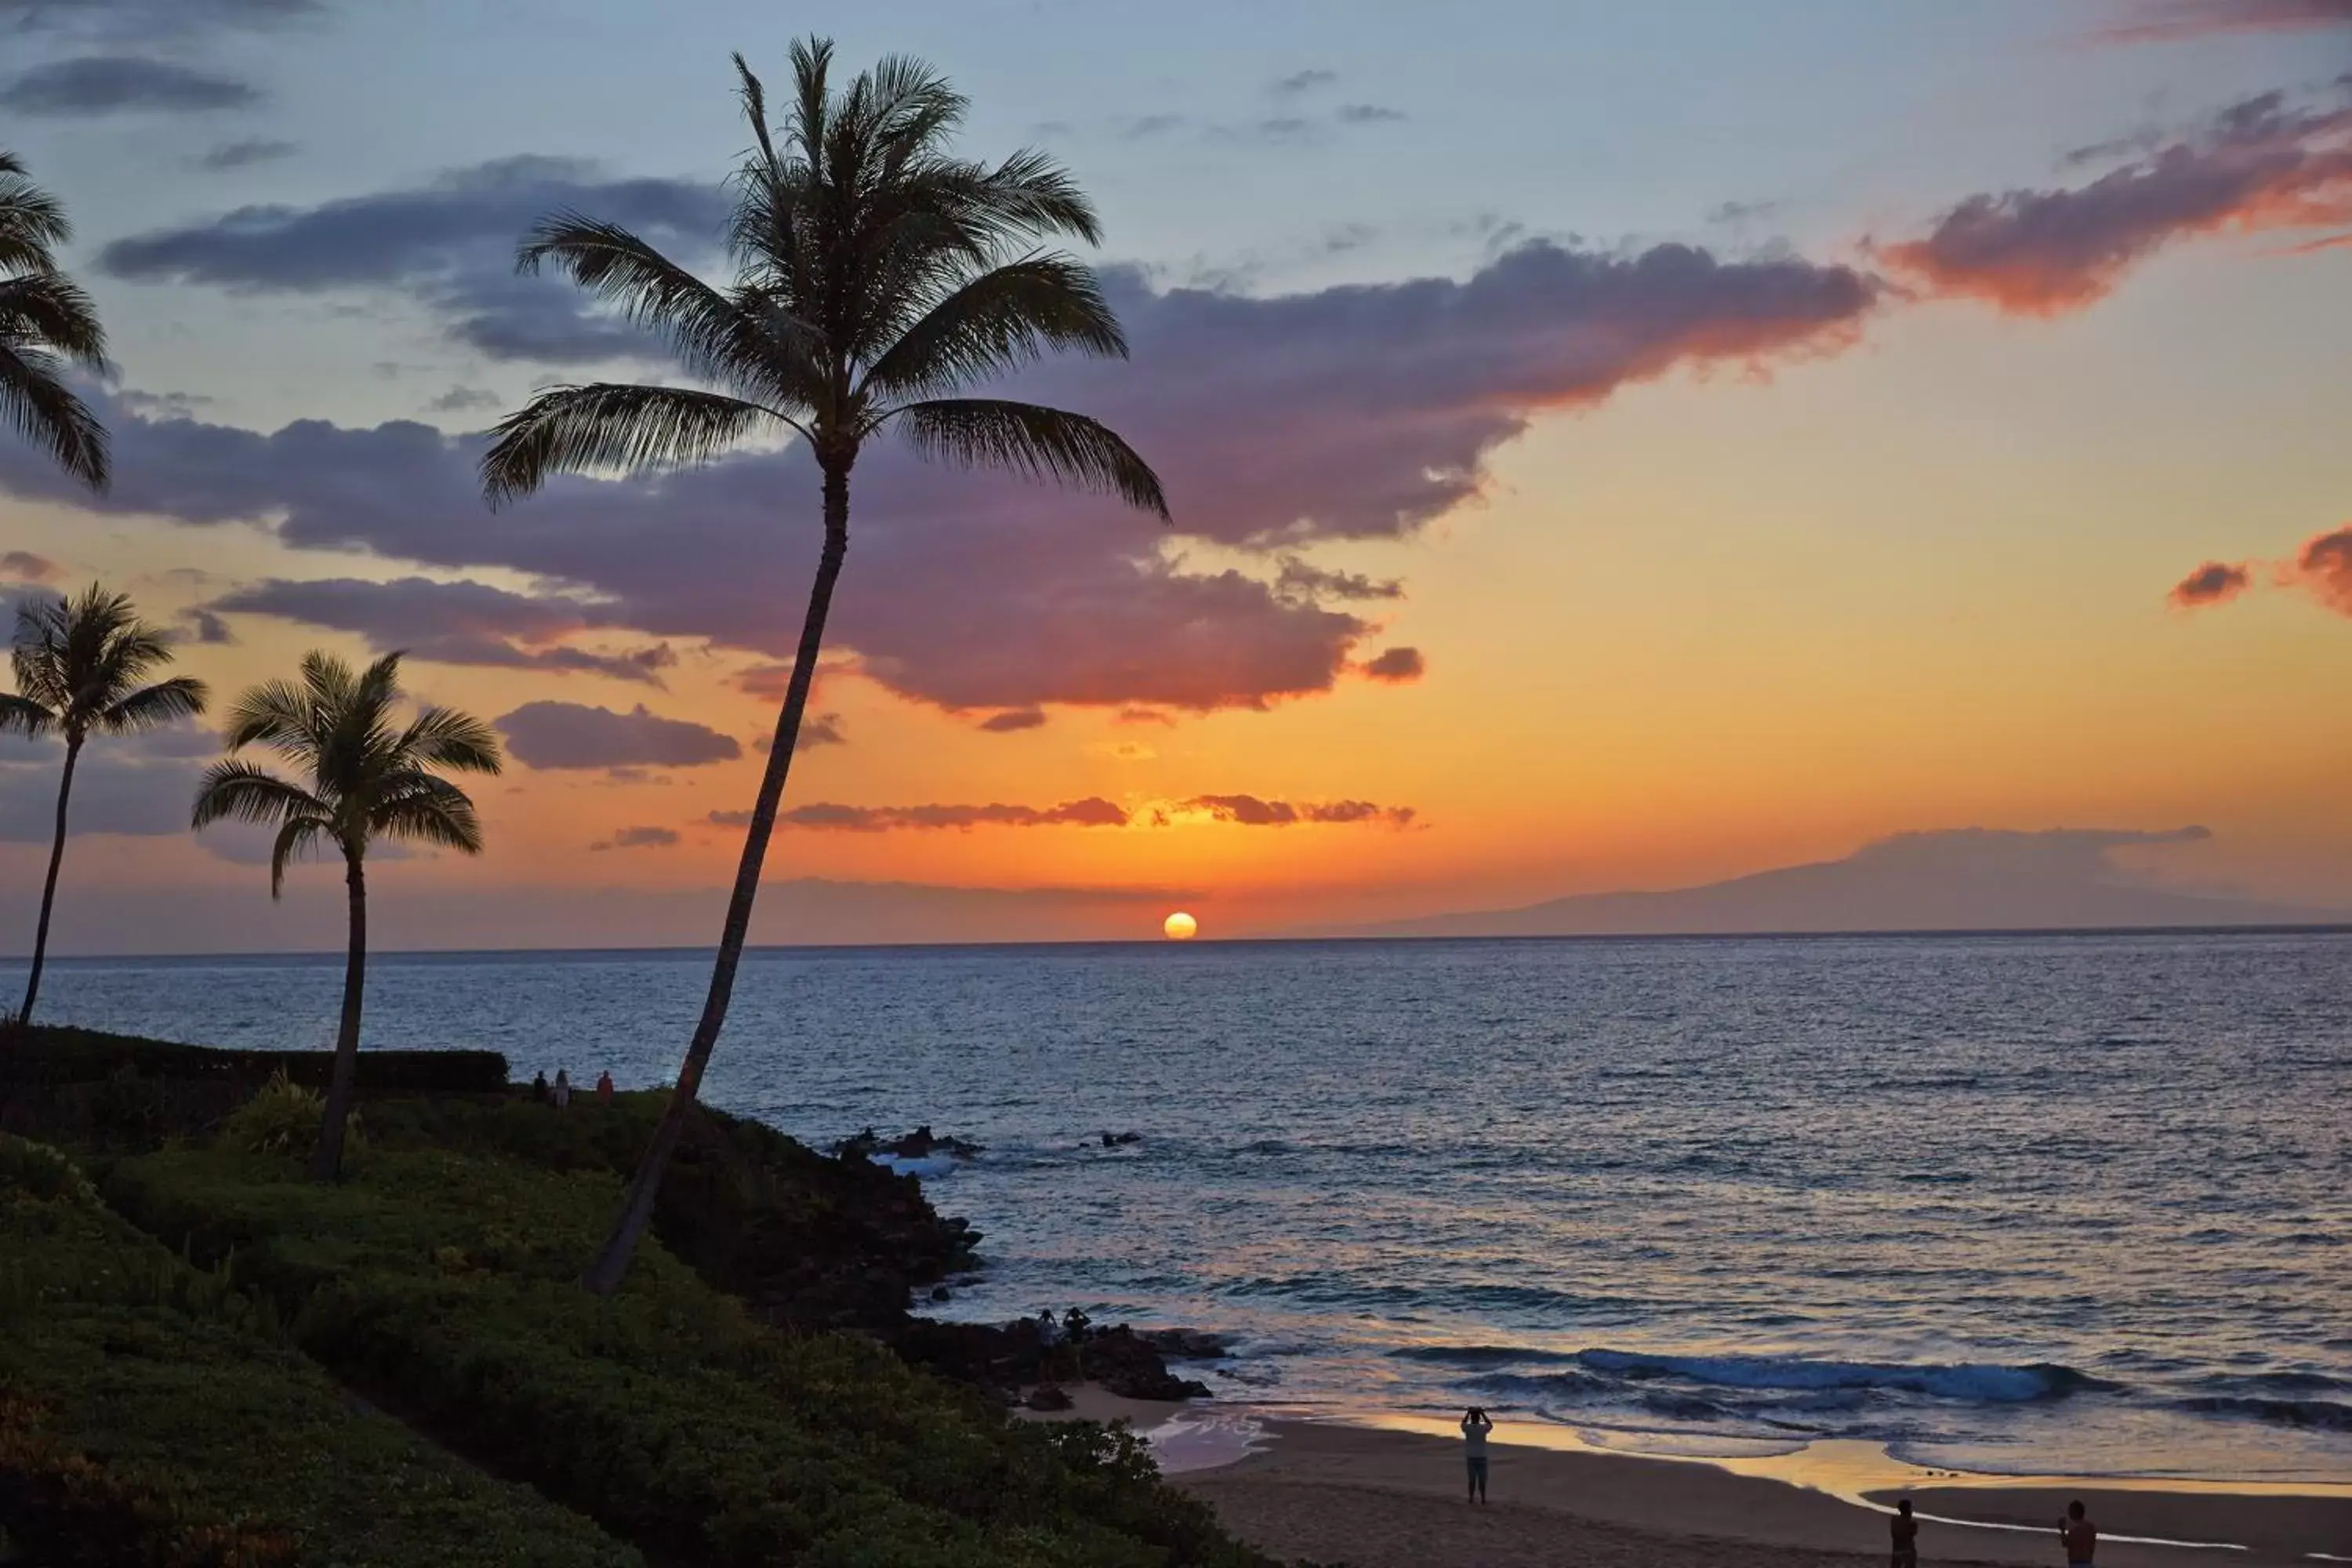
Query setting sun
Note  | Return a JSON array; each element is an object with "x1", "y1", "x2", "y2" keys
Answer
[{"x1": 1162, "y1": 911, "x2": 1199, "y2": 941}]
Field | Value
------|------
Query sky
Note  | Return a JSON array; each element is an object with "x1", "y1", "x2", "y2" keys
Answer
[{"x1": 2, "y1": 0, "x2": 2350, "y2": 953}]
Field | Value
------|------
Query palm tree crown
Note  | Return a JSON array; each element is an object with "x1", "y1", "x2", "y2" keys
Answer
[
  {"x1": 0, "y1": 151, "x2": 110, "y2": 490},
  {"x1": 480, "y1": 38, "x2": 1167, "y2": 514},
  {"x1": 191, "y1": 652, "x2": 503, "y2": 895},
  {"x1": 1, "y1": 584, "x2": 208, "y2": 746}
]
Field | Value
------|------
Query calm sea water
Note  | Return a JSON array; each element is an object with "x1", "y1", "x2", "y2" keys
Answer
[{"x1": 10, "y1": 931, "x2": 2349, "y2": 1483}]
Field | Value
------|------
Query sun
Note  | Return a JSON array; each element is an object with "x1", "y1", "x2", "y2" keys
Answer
[{"x1": 1162, "y1": 911, "x2": 1199, "y2": 941}]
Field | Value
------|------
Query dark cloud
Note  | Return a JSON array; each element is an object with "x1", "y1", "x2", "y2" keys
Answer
[
  {"x1": 211, "y1": 576, "x2": 670, "y2": 684},
  {"x1": 2, "y1": 56, "x2": 258, "y2": 115},
  {"x1": 1885, "y1": 87, "x2": 2352, "y2": 314},
  {"x1": 1273, "y1": 68, "x2": 1338, "y2": 95},
  {"x1": 0, "y1": 0, "x2": 321, "y2": 38},
  {"x1": 2289, "y1": 525, "x2": 2352, "y2": 612},
  {"x1": 98, "y1": 156, "x2": 730, "y2": 365},
  {"x1": 2098, "y1": 0, "x2": 2352, "y2": 42},
  {"x1": 0, "y1": 721, "x2": 218, "y2": 841},
  {"x1": 590, "y1": 825, "x2": 679, "y2": 851},
  {"x1": 1357, "y1": 646, "x2": 1425, "y2": 683},
  {"x1": 1277, "y1": 559, "x2": 1403, "y2": 601},
  {"x1": 1122, "y1": 114, "x2": 1185, "y2": 140},
  {"x1": 1116, "y1": 707, "x2": 1176, "y2": 726},
  {"x1": 1183, "y1": 793, "x2": 1416, "y2": 828},
  {"x1": 181, "y1": 607, "x2": 235, "y2": 644},
  {"x1": 426, "y1": 386, "x2": 500, "y2": 414},
  {"x1": 197, "y1": 138, "x2": 296, "y2": 170},
  {"x1": 978, "y1": 707, "x2": 1047, "y2": 733},
  {"x1": 114, "y1": 389, "x2": 215, "y2": 418},
  {"x1": 2169, "y1": 560, "x2": 2252, "y2": 608},
  {"x1": 750, "y1": 712, "x2": 848, "y2": 753},
  {"x1": 0, "y1": 550, "x2": 58, "y2": 583},
  {"x1": 494, "y1": 701, "x2": 739, "y2": 771},
  {"x1": 780, "y1": 797, "x2": 1130, "y2": 832},
  {"x1": 1336, "y1": 103, "x2": 1406, "y2": 125},
  {"x1": 5, "y1": 234, "x2": 1873, "y2": 714}
]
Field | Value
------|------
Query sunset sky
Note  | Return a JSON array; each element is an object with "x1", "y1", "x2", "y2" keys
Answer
[{"x1": 3, "y1": 0, "x2": 2350, "y2": 951}]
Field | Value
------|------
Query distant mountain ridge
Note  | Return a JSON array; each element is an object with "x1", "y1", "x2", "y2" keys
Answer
[{"x1": 1327, "y1": 827, "x2": 2331, "y2": 939}]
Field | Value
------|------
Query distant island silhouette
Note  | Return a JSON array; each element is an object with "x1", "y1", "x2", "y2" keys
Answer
[{"x1": 1322, "y1": 827, "x2": 2332, "y2": 939}]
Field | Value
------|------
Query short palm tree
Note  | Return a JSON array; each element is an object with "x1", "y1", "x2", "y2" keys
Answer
[
  {"x1": 1, "y1": 151, "x2": 109, "y2": 489},
  {"x1": 2, "y1": 586, "x2": 207, "y2": 1025},
  {"x1": 191, "y1": 652, "x2": 501, "y2": 1180},
  {"x1": 481, "y1": 38, "x2": 1167, "y2": 1294}
]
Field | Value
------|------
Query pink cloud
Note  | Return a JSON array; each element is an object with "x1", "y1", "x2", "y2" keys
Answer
[
  {"x1": 2287, "y1": 525, "x2": 2352, "y2": 613},
  {"x1": 2097, "y1": 0, "x2": 2352, "y2": 42},
  {"x1": 1357, "y1": 647, "x2": 1425, "y2": 684},
  {"x1": 2169, "y1": 560, "x2": 2252, "y2": 608},
  {"x1": 1884, "y1": 87, "x2": 2352, "y2": 314}
]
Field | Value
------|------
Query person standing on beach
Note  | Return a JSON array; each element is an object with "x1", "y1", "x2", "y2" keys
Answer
[
  {"x1": 2060, "y1": 1500, "x2": 2097, "y2": 1566},
  {"x1": 1460, "y1": 1406, "x2": 1492, "y2": 1502},
  {"x1": 553, "y1": 1069, "x2": 572, "y2": 1109},
  {"x1": 1890, "y1": 1497, "x2": 1919, "y2": 1567},
  {"x1": 595, "y1": 1070, "x2": 614, "y2": 1104}
]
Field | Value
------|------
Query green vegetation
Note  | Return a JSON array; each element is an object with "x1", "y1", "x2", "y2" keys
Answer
[
  {"x1": 0, "y1": 1029, "x2": 1275, "y2": 1566},
  {"x1": 0, "y1": 1135, "x2": 641, "y2": 1566},
  {"x1": 192, "y1": 650, "x2": 503, "y2": 1180},
  {"x1": 104, "y1": 1140, "x2": 1259, "y2": 1567},
  {"x1": 2, "y1": 585, "x2": 209, "y2": 1025},
  {"x1": 481, "y1": 38, "x2": 1169, "y2": 1293}
]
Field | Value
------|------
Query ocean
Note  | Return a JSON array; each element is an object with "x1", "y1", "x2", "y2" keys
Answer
[{"x1": 11, "y1": 930, "x2": 2349, "y2": 1484}]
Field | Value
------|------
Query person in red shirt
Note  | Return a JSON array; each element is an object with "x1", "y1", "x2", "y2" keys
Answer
[{"x1": 594, "y1": 1070, "x2": 614, "y2": 1104}]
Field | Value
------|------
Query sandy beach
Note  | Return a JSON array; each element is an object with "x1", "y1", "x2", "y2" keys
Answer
[{"x1": 1028, "y1": 1392, "x2": 2351, "y2": 1567}]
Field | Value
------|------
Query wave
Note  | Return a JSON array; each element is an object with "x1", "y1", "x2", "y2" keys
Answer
[
  {"x1": 2175, "y1": 1396, "x2": 2352, "y2": 1432},
  {"x1": 1573, "y1": 1349, "x2": 2111, "y2": 1404},
  {"x1": 1388, "y1": 1345, "x2": 1585, "y2": 1368}
]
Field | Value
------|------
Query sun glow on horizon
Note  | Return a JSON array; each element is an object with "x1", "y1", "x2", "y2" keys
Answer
[{"x1": 1163, "y1": 911, "x2": 1199, "y2": 941}]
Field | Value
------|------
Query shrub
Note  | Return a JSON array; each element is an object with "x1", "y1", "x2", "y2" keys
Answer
[
  {"x1": 0, "y1": 1137, "x2": 640, "y2": 1567},
  {"x1": 106, "y1": 1144, "x2": 1270, "y2": 1568},
  {"x1": 2, "y1": 1025, "x2": 508, "y2": 1095},
  {"x1": 221, "y1": 1070, "x2": 362, "y2": 1163}
]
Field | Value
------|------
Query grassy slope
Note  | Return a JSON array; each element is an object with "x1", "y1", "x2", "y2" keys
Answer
[
  {"x1": 103, "y1": 1138, "x2": 1268, "y2": 1568},
  {"x1": 0, "y1": 1135, "x2": 641, "y2": 1568}
]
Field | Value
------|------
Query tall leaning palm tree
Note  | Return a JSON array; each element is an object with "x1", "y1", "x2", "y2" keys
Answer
[
  {"x1": 1, "y1": 151, "x2": 110, "y2": 489},
  {"x1": 191, "y1": 652, "x2": 501, "y2": 1181},
  {"x1": 482, "y1": 39, "x2": 1168, "y2": 1294},
  {"x1": 2, "y1": 586, "x2": 207, "y2": 1025}
]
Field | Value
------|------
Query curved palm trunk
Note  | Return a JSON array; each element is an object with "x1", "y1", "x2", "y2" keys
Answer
[
  {"x1": 582, "y1": 460, "x2": 854, "y2": 1294},
  {"x1": 16, "y1": 735, "x2": 80, "y2": 1026},
  {"x1": 309, "y1": 852, "x2": 368, "y2": 1181}
]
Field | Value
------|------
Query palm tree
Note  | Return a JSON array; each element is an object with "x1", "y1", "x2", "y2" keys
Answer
[
  {"x1": 1, "y1": 151, "x2": 110, "y2": 489},
  {"x1": 191, "y1": 652, "x2": 501, "y2": 1180},
  {"x1": 481, "y1": 39, "x2": 1167, "y2": 1294},
  {"x1": 2, "y1": 586, "x2": 208, "y2": 1024}
]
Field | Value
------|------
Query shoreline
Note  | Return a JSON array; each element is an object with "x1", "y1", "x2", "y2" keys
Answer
[{"x1": 1031, "y1": 1393, "x2": 2352, "y2": 1566}]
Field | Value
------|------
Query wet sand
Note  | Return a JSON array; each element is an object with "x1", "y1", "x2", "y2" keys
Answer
[{"x1": 1175, "y1": 1422, "x2": 2350, "y2": 1566}]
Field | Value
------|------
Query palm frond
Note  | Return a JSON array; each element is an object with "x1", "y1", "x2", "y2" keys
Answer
[
  {"x1": 223, "y1": 677, "x2": 325, "y2": 768},
  {"x1": 480, "y1": 383, "x2": 780, "y2": 506},
  {"x1": 0, "y1": 153, "x2": 70, "y2": 275},
  {"x1": 191, "y1": 760, "x2": 328, "y2": 831},
  {"x1": 95, "y1": 676, "x2": 209, "y2": 735},
  {"x1": 367, "y1": 772, "x2": 485, "y2": 855},
  {"x1": 515, "y1": 215, "x2": 757, "y2": 383},
  {"x1": 896, "y1": 398, "x2": 1169, "y2": 518},
  {"x1": 0, "y1": 340, "x2": 108, "y2": 492},
  {"x1": 267, "y1": 815, "x2": 334, "y2": 899},
  {"x1": 860, "y1": 256, "x2": 1126, "y2": 403},
  {"x1": 0, "y1": 691, "x2": 55, "y2": 739},
  {"x1": 0, "y1": 273, "x2": 107, "y2": 368},
  {"x1": 395, "y1": 704, "x2": 503, "y2": 776}
]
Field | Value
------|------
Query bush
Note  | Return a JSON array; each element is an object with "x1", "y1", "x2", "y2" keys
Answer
[
  {"x1": 2, "y1": 1025, "x2": 509, "y2": 1095},
  {"x1": 106, "y1": 1143, "x2": 1268, "y2": 1568},
  {"x1": 221, "y1": 1071, "x2": 361, "y2": 1163},
  {"x1": 0, "y1": 1137, "x2": 640, "y2": 1567}
]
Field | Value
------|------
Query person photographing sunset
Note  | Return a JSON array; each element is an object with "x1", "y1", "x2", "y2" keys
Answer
[
  {"x1": 1459, "y1": 1406, "x2": 1492, "y2": 1502},
  {"x1": 1890, "y1": 1497, "x2": 1918, "y2": 1567},
  {"x1": 2060, "y1": 1500, "x2": 2098, "y2": 1566}
]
